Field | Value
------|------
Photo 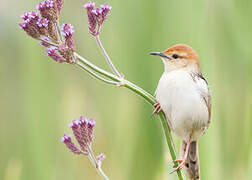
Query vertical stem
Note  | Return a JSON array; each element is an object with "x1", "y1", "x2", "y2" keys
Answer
[
  {"x1": 95, "y1": 35, "x2": 121, "y2": 77},
  {"x1": 97, "y1": 167, "x2": 110, "y2": 180},
  {"x1": 56, "y1": 20, "x2": 63, "y2": 43},
  {"x1": 87, "y1": 145, "x2": 110, "y2": 180},
  {"x1": 159, "y1": 113, "x2": 183, "y2": 179}
]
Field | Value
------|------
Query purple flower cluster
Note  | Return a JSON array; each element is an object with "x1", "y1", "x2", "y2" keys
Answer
[
  {"x1": 19, "y1": 0, "x2": 76, "y2": 64},
  {"x1": 84, "y1": 2, "x2": 112, "y2": 36},
  {"x1": 36, "y1": 0, "x2": 63, "y2": 21},
  {"x1": 19, "y1": 11, "x2": 42, "y2": 39},
  {"x1": 61, "y1": 24, "x2": 75, "y2": 51},
  {"x1": 19, "y1": 1, "x2": 112, "y2": 63},
  {"x1": 61, "y1": 116, "x2": 96, "y2": 154},
  {"x1": 19, "y1": 0, "x2": 63, "y2": 41}
]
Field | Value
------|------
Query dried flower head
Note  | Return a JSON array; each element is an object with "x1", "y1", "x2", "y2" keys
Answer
[{"x1": 83, "y1": 2, "x2": 112, "y2": 36}]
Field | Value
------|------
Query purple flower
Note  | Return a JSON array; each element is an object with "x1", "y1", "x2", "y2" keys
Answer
[
  {"x1": 87, "y1": 118, "x2": 95, "y2": 142},
  {"x1": 61, "y1": 23, "x2": 75, "y2": 51},
  {"x1": 19, "y1": 12, "x2": 41, "y2": 39},
  {"x1": 91, "y1": 8, "x2": 102, "y2": 17},
  {"x1": 58, "y1": 44, "x2": 75, "y2": 64},
  {"x1": 69, "y1": 120, "x2": 88, "y2": 151},
  {"x1": 61, "y1": 134, "x2": 82, "y2": 154},
  {"x1": 21, "y1": 12, "x2": 29, "y2": 20},
  {"x1": 37, "y1": 0, "x2": 57, "y2": 21},
  {"x1": 37, "y1": 17, "x2": 49, "y2": 28},
  {"x1": 37, "y1": 0, "x2": 54, "y2": 10},
  {"x1": 46, "y1": 46, "x2": 66, "y2": 63},
  {"x1": 36, "y1": 17, "x2": 49, "y2": 35},
  {"x1": 61, "y1": 115, "x2": 109, "y2": 166},
  {"x1": 55, "y1": 0, "x2": 64, "y2": 14},
  {"x1": 61, "y1": 23, "x2": 74, "y2": 37},
  {"x1": 100, "y1": 4, "x2": 112, "y2": 21},
  {"x1": 84, "y1": 2, "x2": 97, "y2": 35},
  {"x1": 62, "y1": 116, "x2": 96, "y2": 154},
  {"x1": 20, "y1": 11, "x2": 39, "y2": 21},
  {"x1": 83, "y1": 2, "x2": 95, "y2": 10},
  {"x1": 83, "y1": 2, "x2": 111, "y2": 36}
]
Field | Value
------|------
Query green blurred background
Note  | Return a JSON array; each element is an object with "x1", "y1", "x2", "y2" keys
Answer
[{"x1": 1, "y1": 0, "x2": 252, "y2": 179}]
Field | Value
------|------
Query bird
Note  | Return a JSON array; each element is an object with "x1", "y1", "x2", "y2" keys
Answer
[{"x1": 150, "y1": 44, "x2": 211, "y2": 180}]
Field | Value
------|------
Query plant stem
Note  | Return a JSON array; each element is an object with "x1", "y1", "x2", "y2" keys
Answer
[
  {"x1": 56, "y1": 20, "x2": 63, "y2": 43},
  {"x1": 75, "y1": 62, "x2": 117, "y2": 85},
  {"x1": 95, "y1": 35, "x2": 121, "y2": 77},
  {"x1": 74, "y1": 53, "x2": 154, "y2": 104},
  {"x1": 87, "y1": 145, "x2": 110, "y2": 180},
  {"x1": 74, "y1": 52, "x2": 183, "y2": 180},
  {"x1": 39, "y1": 38, "x2": 59, "y2": 47}
]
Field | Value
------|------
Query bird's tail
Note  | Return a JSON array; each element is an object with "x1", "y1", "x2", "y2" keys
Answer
[{"x1": 181, "y1": 141, "x2": 200, "y2": 180}]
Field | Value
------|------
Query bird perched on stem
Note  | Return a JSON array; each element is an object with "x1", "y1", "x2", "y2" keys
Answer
[{"x1": 150, "y1": 44, "x2": 211, "y2": 180}]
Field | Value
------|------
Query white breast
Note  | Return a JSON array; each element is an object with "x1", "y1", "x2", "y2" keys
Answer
[{"x1": 155, "y1": 70, "x2": 209, "y2": 141}]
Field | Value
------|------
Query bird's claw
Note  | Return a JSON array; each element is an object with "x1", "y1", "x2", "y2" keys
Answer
[
  {"x1": 152, "y1": 102, "x2": 162, "y2": 115},
  {"x1": 170, "y1": 159, "x2": 186, "y2": 174}
]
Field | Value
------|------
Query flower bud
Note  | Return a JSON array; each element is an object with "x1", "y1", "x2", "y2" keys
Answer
[
  {"x1": 83, "y1": 2, "x2": 111, "y2": 36},
  {"x1": 61, "y1": 134, "x2": 82, "y2": 154},
  {"x1": 46, "y1": 46, "x2": 66, "y2": 63}
]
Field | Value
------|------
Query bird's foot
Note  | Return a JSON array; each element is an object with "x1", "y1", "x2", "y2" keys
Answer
[
  {"x1": 173, "y1": 159, "x2": 183, "y2": 163},
  {"x1": 170, "y1": 135, "x2": 192, "y2": 174},
  {"x1": 170, "y1": 158, "x2": 186, "y2": 174},
  {"x1": 152, "y1": 102, "x2": 162, "y2": 115}
]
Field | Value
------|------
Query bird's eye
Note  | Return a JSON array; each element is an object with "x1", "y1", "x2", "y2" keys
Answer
[{"x1": 172, "y1": 54, "x2": 179, "y2": 59}]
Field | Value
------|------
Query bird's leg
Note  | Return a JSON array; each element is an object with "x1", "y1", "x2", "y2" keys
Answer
[
  {"x1": 152, "y1": 102, "x2": 162, "y2": 115},
  {"x1": 170, "y1": 135, "x2": 192, "y2": 173}
]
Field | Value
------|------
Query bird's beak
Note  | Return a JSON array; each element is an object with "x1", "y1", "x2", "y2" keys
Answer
[{"x1": 150, "y1": 52, "x2": 171, "y2": 60}]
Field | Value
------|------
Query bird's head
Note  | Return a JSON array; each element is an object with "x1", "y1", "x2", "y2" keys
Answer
[{"x1": 150, "y1": 44, "x2": 200, "y2": 73}]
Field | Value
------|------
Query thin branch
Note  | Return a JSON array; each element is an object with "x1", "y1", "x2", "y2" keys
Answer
[
  {"x1": 74, "y1": 52, "x2": 184, "y2": 180},
  {"x1": 74, "y1": 53, "x2": 155, "y2": 105},
  {"x1": 86, "y1": 145, "x2": 110, "y2": 180},
  {"x1": 75, "y1": 61, "x2": 118, "y2": 85},
  {"x1": 56, "y1": 21, "x2": 64, "y2": 43},
  {"x1": 39, "y1": 37, "x2": 59, "y2": 47},
  {"x1": 74, "y1": 52, "x2": 119, "y2": 81},
  {"x1": 95, "y1": 35, "x2": 121, "y2": 77}
]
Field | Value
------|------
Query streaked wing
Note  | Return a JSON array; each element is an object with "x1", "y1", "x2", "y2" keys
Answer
[{"x1": 193, "y1": 73, "x2": 212, "y2": 124}]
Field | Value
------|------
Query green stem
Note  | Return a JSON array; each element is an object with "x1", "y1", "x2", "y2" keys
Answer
[
  {"x1": 74, "y1": 52, "x2": 183, "y2": 180},
  {"x1": 75, "y1": 62, "x2": 117, "y2": 85},
  {"x1": 95, "y1": 35, "x2": 121, "y2": 77},
  {"x1": 87, "y1": 145, "x2": 110, "y2": 180}
]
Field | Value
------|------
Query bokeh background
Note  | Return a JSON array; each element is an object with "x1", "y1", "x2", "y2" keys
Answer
[{"x1": 1, "y1": 0, "x2": 252, "y2": 179}]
